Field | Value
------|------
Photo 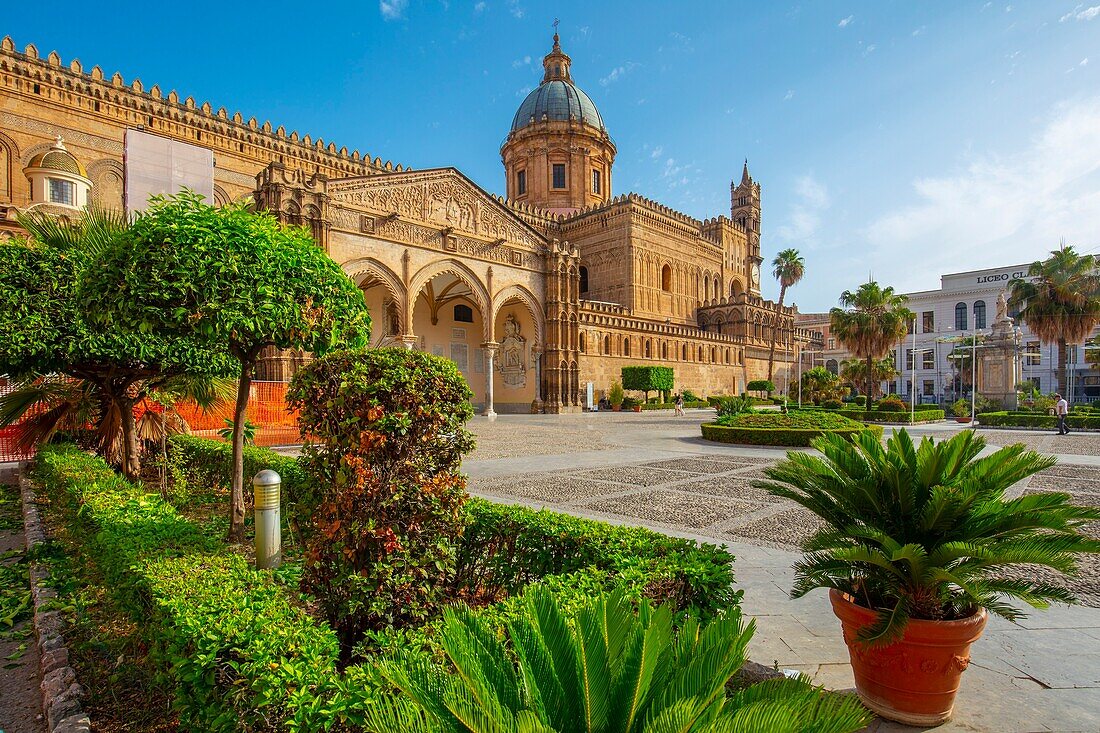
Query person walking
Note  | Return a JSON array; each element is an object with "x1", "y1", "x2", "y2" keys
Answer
[
  {"x1": 1054, "y1": 393, "x2": 1070, "y2": 435},
  {"x1": 674, "y1": 393, "x2": 685, "y2": 417}
]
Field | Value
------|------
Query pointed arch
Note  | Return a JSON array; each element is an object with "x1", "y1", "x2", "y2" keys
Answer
[
  {"x1": 491, "y1": 282, "x2": 544, "y2": 345},
  {"x1": 410, "y1": 258, "x2": 491, "y2": 316}
]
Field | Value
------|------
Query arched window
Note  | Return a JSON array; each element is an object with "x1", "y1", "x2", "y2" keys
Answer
[
  {"x1": 661, "y1": 264, "x2": 672, "y2": 292},
  {"x1": 579, "y1": 266, "x2": 589, "y2": 294},
  {"x1": 454, "y1": 304, "x2": 474, "y2": 323},
  {"x1": 954, "y1": 302, "x2": 968, "y2": 331},
  {"x1": 713, "y1": 276, "x2": 721, "y2": 300},
  {"x1": 711, "y1": 346, "x2": 717, "y2": 362},
  {"x1": 698, "y1": 346, "x2": 704, "y2": 362},
  {"x1": 682, "y1": 344, "x2": 688, "y2": 360},
  {"x1": 645, "y1": 340, "x2": 651, "y2": 358},
  {"x1": 623, "y1": 337, "x2": 631, "y2": 356},
  {"x1": 725, "y1": 348, "x2": 731, "y2": 364},
  {"x1": 730, "y1": 280, "x2": 744, "y2": 298},
  {"x1": 826, "y1": 359, "x2": 839, "y2": 375},
  {"x1": 973, "y1": 300, "x2": 986, "y2": 330},
  {"x1": 580, "y1": 332, "x2": 586, "y2": 353},
  {"x1": 662, "y1": 342, "x2": 668, "y2": 359},
  {"x1": 603, "y1": 335, "x2": 610, "y2": 354}
]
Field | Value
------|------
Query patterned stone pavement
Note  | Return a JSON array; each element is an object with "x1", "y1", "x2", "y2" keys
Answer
[{"x1": 463, "y1": 412, "x2": 1100, "y2": 732}]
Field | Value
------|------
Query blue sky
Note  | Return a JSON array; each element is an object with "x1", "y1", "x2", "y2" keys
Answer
[{"x1": 7, "y1": 1, "x2": 1100, "y2": 310}]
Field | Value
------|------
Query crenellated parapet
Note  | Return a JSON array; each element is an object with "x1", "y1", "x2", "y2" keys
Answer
[{"x1": 0, "y1": 36, "x2": 408, "y2": 182}]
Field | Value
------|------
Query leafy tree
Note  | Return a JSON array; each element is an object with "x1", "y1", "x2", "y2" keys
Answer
[
  {"x1": 621, "y1": 365, "x2": 674, "y2": 403},
  {"x1": 287, "y1": 348, "x2": 474, "y2": 658},
  {"x1": 364, "y1": 587, "x2": 872, "y2": 732},
  {"x1": 767, "y1": 248, "x2": 805, "y2": 382},
  {"x1": 838, "y1": 357, "x2": 898, "y2": 398},
  {"x1": 747, "y1": 379, "x2": 775, "y2": 397},
  {"x1": 1009, "y1": 245, "x2": 1100, "y2": 396},
  {"x1": 81, "y1": 191, "x2": 370, "y2": 542},
  {"x1": 0, "y1": 210, "x2": 229, "y2": 478},
  {"x1": 830, "y1": 283, "x2": 913, "y2": 417},
  {"x1": 757, "y1": 430, "x2": 1100, "y2": 645}
]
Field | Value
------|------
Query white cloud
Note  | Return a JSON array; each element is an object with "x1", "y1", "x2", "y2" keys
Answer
[
  {"x1": 507, "y1": 0, "x2": 523, "y2": 19},
  {"x1": 838, "y1": 15, "x2": 854, "y2": 28},
  {"x1": 379, "y1": 0, "x2": 407, "y2": 20},
  {"x1": 515, "y1": 85, "x2": 531, "y2": 97},
  {"x1": 863, "y1": 43, "x2": 877, "y2": 56},
  {"x1": 912, "y1": 25, "x2": 927, "y2": 36},
  {"x1": 600, "y1": 62, "x2": 638, "y2": 86},
  {"x1": 474, "y1": 1, "x2": 486, "y2": 11},
  {"x1": 1061, "y1": 4, "x2": 1100, "y2": 21},
  {"x1": 784, "y1": 89, "x2": 795, "y2": 101},
  {"x1": 650, "y1": 145, "x2": 664, "y2": 159},
  {"x1": 776, "y1": 175, "x2": 831, "y2": 247},
  {"x1": 865, "y1": 97, "x2": 1100, "y2": 290},
  {"x1": 512, "y1": 55, "x2": 531, "y2": 67},
  {"x1": 1083, "y1": 57, "x2": 1091, "y2": 65}
]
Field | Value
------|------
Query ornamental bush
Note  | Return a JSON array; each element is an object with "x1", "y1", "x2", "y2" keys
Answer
[
  {"x1": 286, "y1": 347, "x2": 475, "y2": 657},
  {"x1": 822, "y1": 399, "x2": 844, "y2": 410},
  {"x1": 877, "y1": 396, "x2": 906, "y2": 412},
  {"x1": 704, "y1": 411, "x2": 882, "y2": 447},
  {"x1": 747, "y1": 379, "x2": 775, "y2": 396},
  {"x1": 621, "y1": 365, "x2": 674, "y2": 402}
]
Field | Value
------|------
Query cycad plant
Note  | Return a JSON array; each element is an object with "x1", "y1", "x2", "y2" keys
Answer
[
  {"x1": 363, "y1": 587, "x2": 871, "y2": 733},
  {"x1": 756, "y1": 430, "x2": 1100, "y2": 645}
]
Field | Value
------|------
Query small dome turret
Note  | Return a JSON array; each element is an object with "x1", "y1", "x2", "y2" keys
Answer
[{"x1": 23, "y1": 136, "x2": 92, "y2": 210}]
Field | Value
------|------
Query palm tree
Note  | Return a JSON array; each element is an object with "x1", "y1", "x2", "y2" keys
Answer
[
  {"x1": 767, "y1": 248, "x2": 806, "y2": 382},
  {"x1": 830, "y1": 282, "x2": 913, "y2": 417},
  {"x1": 1009, "y1": 245, "x2": 1100, "y2": 397},
  {"x1": 839, "y1": 357, "x2": 899, "y2": 399},
  {"x1": 363, "y1": 587, "x2": 872, "y2": 732}
]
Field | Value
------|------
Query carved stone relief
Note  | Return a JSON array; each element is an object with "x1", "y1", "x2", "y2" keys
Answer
[{"x1": 498, "y1": 313, "x2": 528, "y2": 388}]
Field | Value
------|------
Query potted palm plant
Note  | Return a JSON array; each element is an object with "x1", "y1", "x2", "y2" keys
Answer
[
  {"x1": 950, "y1": 398, "x2": 972, "y2": 423},
  {"x1": 755, "y1": 429, "x2": 1100, "y2": 726},
  {"x1": 608, "y1": 381, "x2": 624, "y2": 412}
]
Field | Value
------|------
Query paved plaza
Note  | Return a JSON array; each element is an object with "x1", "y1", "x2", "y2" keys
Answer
[{"x1": 464, "y1": 411, "x2": 1100, "y2": 733}]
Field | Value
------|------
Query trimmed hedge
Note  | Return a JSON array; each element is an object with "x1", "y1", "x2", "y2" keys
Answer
[
  {"x1": 834, "y1": 408, "x2": 945, "y2": 423},
  {"x1": 32, "y1": 444, "x2": 351, "y2": 731},
  {"x1": 639, "y1": 401, "x2": 710, "y2": 410},
  {"x1": 702, "y1": 422, "x2": 883, "y2": 446},
  {"x1": 977, "y1": 411, "x2": 1100, "y2": 430}
]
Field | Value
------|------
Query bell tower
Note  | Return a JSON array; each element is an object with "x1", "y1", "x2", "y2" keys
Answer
[
  {"x1": 501, "y1": 33, "x2": 616, "y2": 215},
  {"x1": 731, "y1": 160, "x2": 763, "y2": 294}
]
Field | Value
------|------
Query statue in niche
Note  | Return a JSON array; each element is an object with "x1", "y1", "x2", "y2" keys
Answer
[
  {"x1": 498, "y1": 313, "x2": 527, "y2": 388},
  {"x1": 372, "y1": 298, "x2": 402, "y2": 348}
]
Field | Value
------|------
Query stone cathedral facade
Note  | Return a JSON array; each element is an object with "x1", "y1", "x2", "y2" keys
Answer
[{"x1": 0, "y1": 34, "x2": 816, "y2": 414}]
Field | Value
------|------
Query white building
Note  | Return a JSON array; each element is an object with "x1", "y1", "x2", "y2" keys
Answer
[{"x1": 890, "y1": 264, "x2": 1100, "y2": 404}]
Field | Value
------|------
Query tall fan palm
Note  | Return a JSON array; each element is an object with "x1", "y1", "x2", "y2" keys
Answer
[
  {"x1": 830, "y1": 283, "x2": 913, "y2": 416},
  {"x1": 1008, "y1": 245, "x2": 1100, "y2": 397},
  {"x1": 756, "y1": 430, "x2": 1100, "y2": 645},
  {"x1": 363, "y1": 587, "x2": 871, "y2": 732},
  {"x1": 767, "y1": 249, "x2": 806, "y2": 382}
]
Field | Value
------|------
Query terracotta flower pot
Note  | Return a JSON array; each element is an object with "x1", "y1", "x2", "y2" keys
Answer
[
  {"x1": 830, "y1": 589, "x2": 988, "y2": 726},
  {"x1": 632, "y1": 405, "x2": 642, "y2": 412},
  {"x1": 955, "y1": 416, "x2": 972, "y2": 424},
  {"x1": 612, "y1": 405, "x2": 621, "y2": 412}
]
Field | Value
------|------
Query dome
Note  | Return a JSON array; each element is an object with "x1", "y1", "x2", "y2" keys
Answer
[
  {"x1": 510, "y1": 79, "x2": 604, "y2": 133},
  {"x1": 26, "y1": 136, "x2": 88, "y2": 178}
]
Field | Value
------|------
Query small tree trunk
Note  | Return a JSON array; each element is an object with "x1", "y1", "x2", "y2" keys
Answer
[
  {"x1": 228, "y1": 361, "x2": 253, "y2": 544},
  {"x1": 159, "y1": 411, "x2": 168, "y2": 501},
  {"x1": 766, "y1": 285, "x2": 787, "y2": 383},
  {"x1": 118, "y1": 397, "x2": 141, "y2": 481},
  {"x1": 1057, "y1": 339, "x2": 1068, "y2": 398},
  {"x1": 866, "y1": 355, "x2": 875, "y2": 417}
]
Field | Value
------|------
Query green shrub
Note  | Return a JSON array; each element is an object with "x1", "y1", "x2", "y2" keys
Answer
[
  {"x1": 682, "y1": 389, "x2": 701, "y2": 402},
  {"x1": 715, "y1": 395, "x2": 755, "y2": 418},
  {"x1": 834, "y1": 408, "x2": 945, "y2": 423},
  {"x1": 639, "y1": 401, "x2": 709, "y2": 410},
  {"x1": 621, "y1": 396, "x2": 641, "y2": 409},
  {"x1": 167, "y1": 434, "x2": 314, "y2": 542},
  {"x1": 287, "y1": 347, "x2": 475, "y2": 656},
  {"x1": 608, "y1": 381, "x2": 624, "y2": 407},
  {"x1": 852, "y1": 395, "x2": 867, "y2": 406},
  {"x1": 621, "y1": 365, "x2": 674, "y2": 402},
  {"x1": 454, "y1": 501, "x2": 736, "y2": 618},
  {"x1": 704, "y1": 412, "x2": 882, "y2": 447},
  {"x1": 977, "y1": 411, "x2": 1100, "y2": 429},
  {"x1": 876, "y1": 396, "x2": 906, "y2": 412},
  {"x1": 822, "y1": 399, "x2": 844, "y2": 410}
]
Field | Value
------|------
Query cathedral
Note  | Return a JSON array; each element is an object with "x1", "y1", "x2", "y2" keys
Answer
[{"x1": 0, "y1": 33, "x2": 815, "y2": 413}]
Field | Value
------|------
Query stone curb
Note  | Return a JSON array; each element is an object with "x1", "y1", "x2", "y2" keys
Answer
[{"x1": 19, "y1": 465, "x2": 92, "y2": 733}]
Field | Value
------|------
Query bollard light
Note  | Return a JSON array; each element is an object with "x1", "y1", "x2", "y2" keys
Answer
[{"x1": 253, "y1": 469, "x2": 281, "y2": 570}]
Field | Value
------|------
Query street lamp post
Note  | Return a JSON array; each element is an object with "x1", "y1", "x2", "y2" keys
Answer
[{"x1": 910, "y1": 318, "x2": 917, "y2": 425}]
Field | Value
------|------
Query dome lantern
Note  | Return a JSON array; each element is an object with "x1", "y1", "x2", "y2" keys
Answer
[{"x1": 23, "y1": 135, "x2": 92, "y2": 209}]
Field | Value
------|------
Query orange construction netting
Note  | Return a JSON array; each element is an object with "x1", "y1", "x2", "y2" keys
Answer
[{"x1": 173, "y1": 381, "x2": 303, "y2": 448}]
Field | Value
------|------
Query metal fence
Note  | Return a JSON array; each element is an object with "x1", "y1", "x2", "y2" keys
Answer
[{"x1": 0, "y1": 380, "x2": 301, "y2": 463}]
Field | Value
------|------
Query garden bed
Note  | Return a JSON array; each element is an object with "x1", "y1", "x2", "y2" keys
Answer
[
  {"x1": 34, "y1": 441, "x2": 738, "y2": 730},
  {"x1": 702, "y1": 411, "x2": 883, "y2": 446}
]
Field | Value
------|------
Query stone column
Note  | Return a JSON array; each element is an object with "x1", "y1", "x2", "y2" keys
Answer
[
  {"x1": 482, "y1": 342, "x2": 498, "y2": 418},
  {"x1": 398, "y1": 335, "x2": 418, "y2": 351}
]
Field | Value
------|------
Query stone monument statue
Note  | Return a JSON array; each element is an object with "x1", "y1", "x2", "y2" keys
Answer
[
  {"x1": 498, "y1": 313, "x2": 527, "y2": 388},
  {"x1": 978, "y1": 289, "x2": 1022, "y2": 410}
]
